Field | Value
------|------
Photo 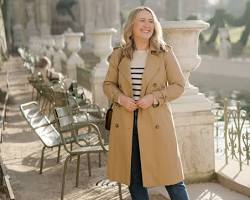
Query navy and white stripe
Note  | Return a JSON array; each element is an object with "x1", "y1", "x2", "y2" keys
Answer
[{"x1": 130, "y1": 50, "x2": 148, "y2": 101}]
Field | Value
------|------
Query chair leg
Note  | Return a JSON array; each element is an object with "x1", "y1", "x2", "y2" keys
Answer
[
  {"x1": 87, "y1": 153, "x2": 91, "y2": 177},
  {"x1": 98, "y1": 152, "x2": 101, "y2": 168},
  {"x1": 118, "y1": 182, "x2": 123, "y2": 200},
  {"x1": 0, "y1": 130, "x2": 2, "y2": 143},
  {"x1": 3, "y1": 105, "x2": 7, "y2": 131},
  {"x1": 32, "y1": 87, "x2": 34, "y2": 100},
  {"x1": 48, "y1": 103, "x2": 52, "y2": 117},
  {"x1": 70, "y1": 142, "x2": 73, "y2": 151},
  {"x1": 61, "y1": 155, "x2": 71, "y2": 200},
  {"x1": 40, "y1": 146, "x2": 46, "y2": 174},
  {"x1": 76, "y1": 155, "x2": 80, "y2": 187},
  {"x1": 57, "y1": 145, "x2": 61, "y2": 163}
]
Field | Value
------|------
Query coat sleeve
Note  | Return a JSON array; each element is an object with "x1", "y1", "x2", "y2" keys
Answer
[
  {"x1": 152, "y1": 45, "x2": 186, "y2": 106},
  {"x1": 103, "y1": 48, "x2": 123, "y2": 103}
]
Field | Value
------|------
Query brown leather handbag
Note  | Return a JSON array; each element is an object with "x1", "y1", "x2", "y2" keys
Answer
[{"x1": 105, "y1": 104, "x2": 113, "y2": 130}]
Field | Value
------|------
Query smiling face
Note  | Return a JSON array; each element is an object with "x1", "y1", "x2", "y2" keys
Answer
[{"x1": 132, "y1": 9, "x2": 155, "y2": 43}]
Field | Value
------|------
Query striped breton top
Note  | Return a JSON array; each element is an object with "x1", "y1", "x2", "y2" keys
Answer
[{"x1": 130, "y1": 50, "x2": 148, "y2": 101}]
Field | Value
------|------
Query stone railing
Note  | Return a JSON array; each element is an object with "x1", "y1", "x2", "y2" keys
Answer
[{"x1": 27, "y1": 28, "x2": 117, "y2": 108}]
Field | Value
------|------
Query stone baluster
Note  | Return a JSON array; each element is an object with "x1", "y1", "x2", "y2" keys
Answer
[
  {"x1": 91, "y1": 28, "x2": 117, "y2": 108},
  {"x1": 44, "y1": 35, "x2": 55, "y2": 64},
  {"x1": 64, "y1": 32, "x2": 85, "y2": 80},
  {"x1": 53, "y1": 35, "x2": 67, "y2": 75}
]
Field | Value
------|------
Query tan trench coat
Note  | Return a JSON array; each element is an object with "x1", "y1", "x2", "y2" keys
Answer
[{"x1": 103, "y1": 44, "x2": 186, "y2": 187}]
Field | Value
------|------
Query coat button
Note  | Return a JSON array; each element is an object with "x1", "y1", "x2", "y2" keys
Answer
[
  {"x1": 155, "y1": 124, "x2": 160, "y2": 129},
  {"x1": 153, "y1": 83, "x2": 157, "y2": 87},
  {"x1": 115, "y1": 123, "x2": 119, "y2": 128}
]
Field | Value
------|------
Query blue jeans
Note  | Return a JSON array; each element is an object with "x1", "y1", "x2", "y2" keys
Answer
[{"x1": 129, "y1": 110, "x2": 189, "y2": 200}]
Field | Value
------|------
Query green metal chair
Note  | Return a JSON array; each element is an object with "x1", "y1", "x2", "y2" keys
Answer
[{"x1": 53, "y1": 105, "x2": 109, "y2": 200}]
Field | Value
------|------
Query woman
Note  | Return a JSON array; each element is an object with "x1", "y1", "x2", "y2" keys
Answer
[{"x1": 103, "y1": 6, "x2": 190, "y2": 200}]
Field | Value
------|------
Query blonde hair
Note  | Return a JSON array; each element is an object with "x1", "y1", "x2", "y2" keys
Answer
[{"x1": 121, "y1": 6, "x2": 166, "y2": 59}]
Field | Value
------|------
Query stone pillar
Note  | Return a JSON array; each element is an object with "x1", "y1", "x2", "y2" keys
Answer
[
  {"x1": 53, "y1": 35, "x2": 67, "y2": 74},
  {"x1": 64, "y1": 32, "x2": 85, "y2": 80},
  {"x1": 39, "y1": 0, "x2": 50, "y2": 35},
  {"x1": 161, "y1": 20, "x2": 215, "y2": 183},
  {"x1": 91, "y1": 28, "x2": 117, "y2": 108},
  {"x1": 12, "y1": 0, "x2": 25, "y2": 48}
]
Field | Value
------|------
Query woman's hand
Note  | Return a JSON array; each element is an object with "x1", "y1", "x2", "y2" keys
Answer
[
  {"x1": 119, "y1": 95, "x2": 138, "y2": 112},
  {"x1": 136, "y1": 94, "x2": 154, "y2": 109}
]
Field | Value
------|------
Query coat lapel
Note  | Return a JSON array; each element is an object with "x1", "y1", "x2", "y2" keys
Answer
[
  {"x1": 118, "y1": 56, "x2": 133, "y2": 96},
  {"x1": 118, "y1": 47, "x2": 161, "y2": 98},
  {"x1": 141, "y1": 52, "x2": 160, "y2": 96},
  {"x1": 119, "y1": 56, "x2": 132, "y2": 84}
]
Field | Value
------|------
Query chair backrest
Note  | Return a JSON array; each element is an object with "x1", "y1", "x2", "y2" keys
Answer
[
  {"x1": 50, "y1": 83, "x2": 68, "y2": 107},
  {"x1": 54, "y1": 106, "x2": 74, "y2": 132},
  {"x1": 53, "y1": 105, "x2": 107, "y2": 153}
]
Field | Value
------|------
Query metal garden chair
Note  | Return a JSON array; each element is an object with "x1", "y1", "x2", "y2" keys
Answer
[{"x1": 53, "y1": 105, "x2": 109, "y2": 200}]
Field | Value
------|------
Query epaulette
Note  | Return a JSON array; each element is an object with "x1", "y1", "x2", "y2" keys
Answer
[{"x1": 108, "y1": 46, "x2": 123, "y2": 62}]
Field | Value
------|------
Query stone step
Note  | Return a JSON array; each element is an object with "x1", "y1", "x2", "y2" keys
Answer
[{"x1": 215, "y1": 158, "x2": 250, "y2": 198}]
